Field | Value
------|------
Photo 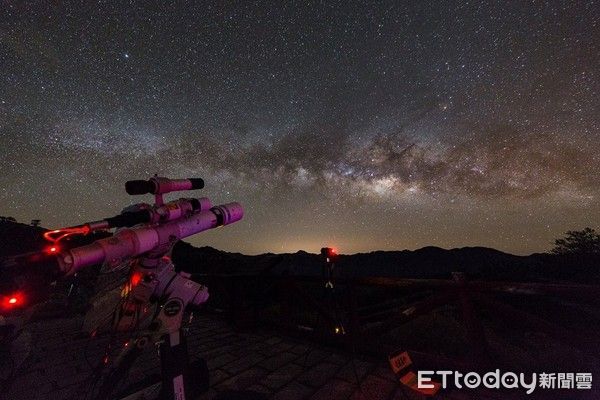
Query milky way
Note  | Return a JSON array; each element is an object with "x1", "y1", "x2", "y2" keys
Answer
[{"x1": 1, "y1": 2, "x2": 598, "y2": 254}]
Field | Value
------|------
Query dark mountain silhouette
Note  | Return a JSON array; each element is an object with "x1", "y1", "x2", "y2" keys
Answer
[
  {"x1": 2, "y1": 220, "x2": 599, "y2": 290},
  {"x1": 0, "y1": 219, "x2": 48, "y2": 258},
  {"x1": 172, "y1": 241, "x2": 600, "y2": 283}
]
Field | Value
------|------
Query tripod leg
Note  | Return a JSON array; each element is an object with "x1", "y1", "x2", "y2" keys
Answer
[
  {"x1": 159, "y1": 330, "x2": 189, "y2": 400},
  {"x1": 93, "y1": 343, "x2": 144, "y2": 400}
]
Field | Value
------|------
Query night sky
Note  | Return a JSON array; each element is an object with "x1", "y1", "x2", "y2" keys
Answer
[{"x1": 1, "y1": 2, "x2": 598, "y2": 255}]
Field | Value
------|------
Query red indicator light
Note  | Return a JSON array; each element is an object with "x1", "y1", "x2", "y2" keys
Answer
[
  {"x1": 130, "y1": 272, "x2": 143, "y2": 286},
  {"x1": 320, "y1": 247, "x2": 339, "y2": 262},
  {"x1": 45, "y1": 245, "x2": 60, "y2": 254},
  {"x1": 2, "y1": 293, "x2": 24, "y2": 308}
]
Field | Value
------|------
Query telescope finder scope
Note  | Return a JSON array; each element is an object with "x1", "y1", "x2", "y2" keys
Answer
[{"x1": 126, "y1": 177, "x2": 204, "y2": 195}]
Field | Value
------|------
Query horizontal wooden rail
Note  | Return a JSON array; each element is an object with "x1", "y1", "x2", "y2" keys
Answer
[{"x1": 192, "y1": 271, "x2": 600, "y2": 362}]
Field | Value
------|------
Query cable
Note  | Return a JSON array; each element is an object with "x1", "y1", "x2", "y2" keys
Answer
[
  {"x1": 79, "y1": 310, "x2": 121, "y2": 400},
  {"x1": 78, "y1": 285, "x2": 133, "y2": 400},
  {"x1": 86, "y1": 281, "x2": 160, "y2": 400}
]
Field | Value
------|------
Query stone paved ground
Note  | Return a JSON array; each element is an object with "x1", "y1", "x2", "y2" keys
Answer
[
  {"x1": 4, "y1": 313, "x2": 596, "y2": 400},
  {"x1": 3, "y1": 313, "x2": 436, "y2": 400}
]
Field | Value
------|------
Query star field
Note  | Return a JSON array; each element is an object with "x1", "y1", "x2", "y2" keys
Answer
[{"x1": 0, "y1": 1, "x2": 598, "y2": 254}]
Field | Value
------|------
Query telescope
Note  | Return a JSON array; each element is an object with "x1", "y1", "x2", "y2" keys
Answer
[
  {"x1": 53, "y1": 200, "x2": 242, "y2": 275},
  {"x1": 42, "y1": 177, "x2": 242, "y2": 275},
  {"x1": 34, "y1": 176, "x2": 244, "y2": 400}
]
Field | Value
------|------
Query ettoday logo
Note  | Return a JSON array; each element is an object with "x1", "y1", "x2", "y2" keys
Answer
[{"x1": 418, "y1": 370, "x2": 593, "y2": 394}]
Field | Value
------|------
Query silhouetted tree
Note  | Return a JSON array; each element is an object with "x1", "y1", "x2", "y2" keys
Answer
[{"x1": 552, "y1": 228, "x2": 600, "y2": 255}]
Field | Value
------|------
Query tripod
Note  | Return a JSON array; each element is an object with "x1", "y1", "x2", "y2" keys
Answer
[{"x1": 91, "y1": 253, "x2": 209, "y2": 400}]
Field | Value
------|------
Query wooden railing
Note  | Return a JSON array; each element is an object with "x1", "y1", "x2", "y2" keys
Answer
[{"x1": 192, "y1": 271, "x2": 600, "y2": 369}]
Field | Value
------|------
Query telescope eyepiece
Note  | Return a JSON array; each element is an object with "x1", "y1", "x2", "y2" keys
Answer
[
  {"x1": 125, "y1": 180, "x2": 156, "y2": 195},
  {"x1": 188, "y1": 178, "x2": 204, "y2": 190}
]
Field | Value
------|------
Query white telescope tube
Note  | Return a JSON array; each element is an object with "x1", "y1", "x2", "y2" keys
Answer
[{"x1": 58, "y1": 202, "x2": 243, "y2": 275}]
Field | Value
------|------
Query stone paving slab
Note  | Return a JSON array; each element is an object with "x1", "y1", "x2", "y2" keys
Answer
[
  {"x1": 309, "y1": 379, "x2": 355, "y2": 400},
  {"x1": 262, "y1": 363, "x2": 305, "y2": 391}
]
